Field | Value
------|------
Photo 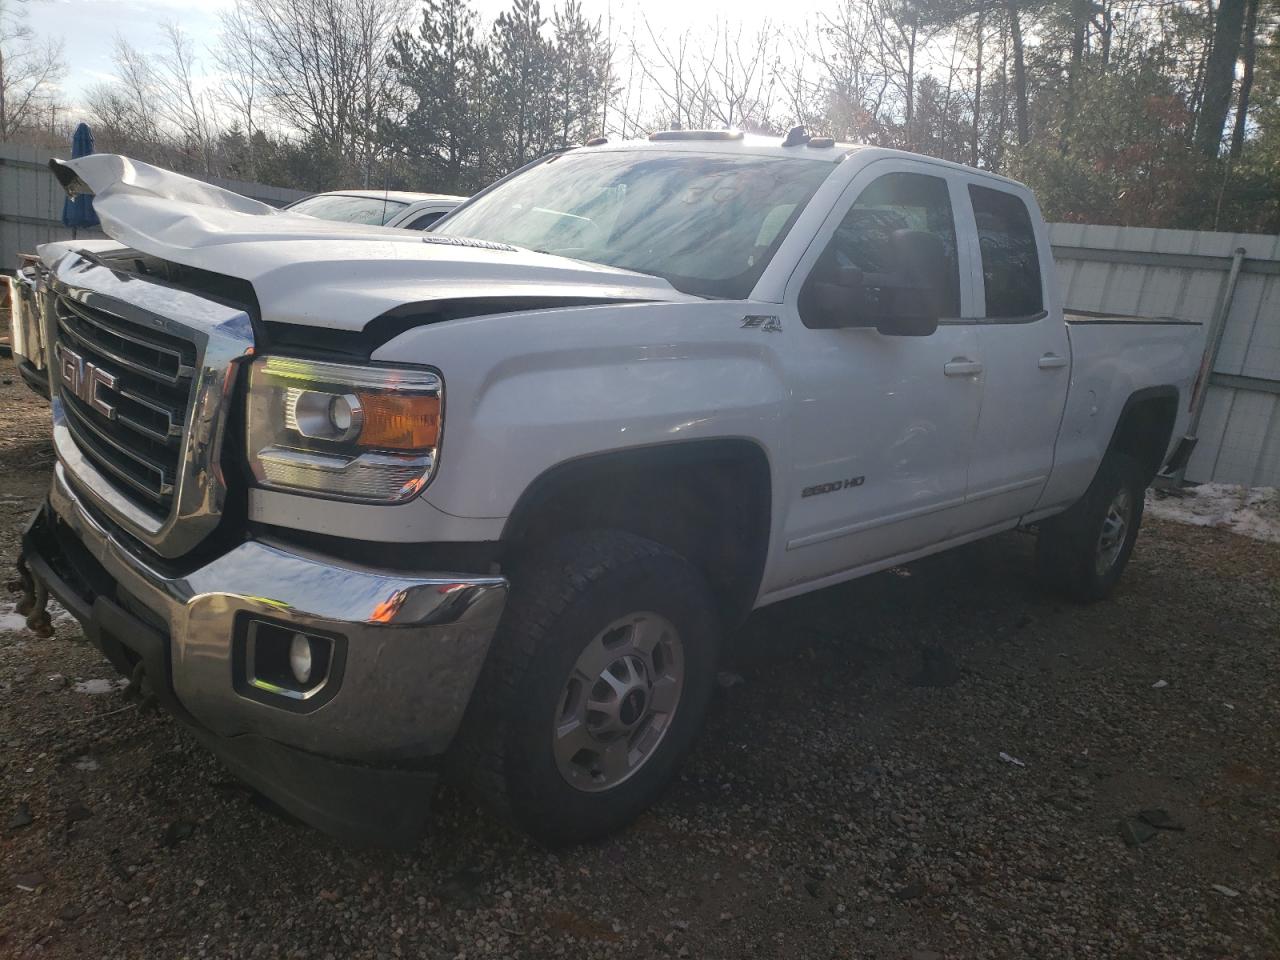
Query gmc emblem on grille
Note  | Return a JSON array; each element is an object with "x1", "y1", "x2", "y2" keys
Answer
[{"x1": 57, "y1": 345, "x2": 119, "y2": 420}]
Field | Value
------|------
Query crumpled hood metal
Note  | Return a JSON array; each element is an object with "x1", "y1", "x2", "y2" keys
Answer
[{"x1": 47, "y1": 154, "x2": 691, "y2": 332}]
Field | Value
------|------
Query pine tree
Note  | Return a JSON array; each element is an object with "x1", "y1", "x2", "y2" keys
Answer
[
  {"x1": 550, "y1": 1, "x2": 612, "y2": 146},
  {"x1": 388, "y1": 0, "x2": 484, "y2": 193},
  {"x1": 491, "y1": 0, "x2": 556, "y2": 170}
]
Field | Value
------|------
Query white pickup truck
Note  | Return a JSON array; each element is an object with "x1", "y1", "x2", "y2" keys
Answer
[{"x1": 11, "y1": 132, "x2": 1203, "y2": 847}]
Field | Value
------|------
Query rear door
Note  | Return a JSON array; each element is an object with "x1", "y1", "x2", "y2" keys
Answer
[{"x1": 959, "y1": 181, "x2": 1071, "y2": 525}]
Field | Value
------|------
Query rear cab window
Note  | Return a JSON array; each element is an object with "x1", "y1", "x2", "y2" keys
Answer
[
  {"x1": 405, "y1": 211, "x2": 447, "y2": 231},
  {"x1": 968, "y1": 185, "x2": 1043, "y2": 318}
]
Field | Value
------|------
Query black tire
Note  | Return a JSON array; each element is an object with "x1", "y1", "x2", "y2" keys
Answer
[
  {"x1": 1036, "y1": 452, "x2": 1146, "y2": 602},
  {"x1": 461, "y1": 529, "x2": 720, "y2": 845}
]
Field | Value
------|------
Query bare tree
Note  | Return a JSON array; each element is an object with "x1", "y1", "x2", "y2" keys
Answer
[
  {"x1": 232, "y1": 0, "x2": 409, "y2": 184},
  {"x1": 153, "y1": 23, "x2": 218, "y2": 175},
  {"x1": 0, "y1": 0, "x2": 65, "y2": 138},
  {"x1": 84, "y1": 36, "x2": 162, "y2": 155},
  {"x1": 215, "y1": 0, "x2": 264, "y2": 178},
  {"x1": 630, "y1": 17, "x2": 785, "y2": 133},
  {"x1": 808, "y1": 0, "x2": 893, "y2": 140}
]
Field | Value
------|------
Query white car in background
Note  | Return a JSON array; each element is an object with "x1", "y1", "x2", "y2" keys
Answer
[{"x1": 284, "y1": 189, "x2": 465, "y2": 230}]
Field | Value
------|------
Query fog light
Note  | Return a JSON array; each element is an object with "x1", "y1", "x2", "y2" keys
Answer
[
  {"x1": 239, "y1": 620, "x2": 338, "y2": 704},
  {"x1": 289, "y1": 632, "x2": 313, "y2": 684}
]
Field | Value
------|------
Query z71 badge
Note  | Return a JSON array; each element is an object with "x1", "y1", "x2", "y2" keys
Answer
[
  {"x1": 740, "y1": 314, "x2": 782, "y2": 332},
  {"x1": 802, "y1": 476, "x2": 865, "y2": 498}
]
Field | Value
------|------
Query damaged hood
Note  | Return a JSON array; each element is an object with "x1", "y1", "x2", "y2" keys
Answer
[{"x1": 47, "y1": 154, "x2": 692, "y2": 331}]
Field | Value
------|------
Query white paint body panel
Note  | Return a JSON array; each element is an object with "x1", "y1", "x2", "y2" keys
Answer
[
  {"x1": 44, "y1": 145, "x2": 1205, "y2": 610},
  {"x1": 1037, "y1": 318, "x2": 1200, "y2": 512}
]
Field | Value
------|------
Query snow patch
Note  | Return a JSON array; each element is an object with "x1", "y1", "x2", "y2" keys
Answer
[
  {"x1": 0, "y1": 599, "x2": 75, "y2": 635},
  {"x1": 0, "y1": 604, "x2": 28, "y2": 632},
  {"x1": 48, "y1": 598, "x2": 75, "y2": 624},
  {"x1": 1146, "y1": 484, "x2": 1280, "y2": 543},
  {"x1": 73, "y1": 678, "x2": 129, "y2": 695}
]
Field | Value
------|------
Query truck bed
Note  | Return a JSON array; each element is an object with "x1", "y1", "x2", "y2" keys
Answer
[{"x1": 1065, "y1": 310, "x2": 1202, "y2": 326}]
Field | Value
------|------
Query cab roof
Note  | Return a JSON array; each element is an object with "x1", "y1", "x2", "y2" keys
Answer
[
  {"x1": 581, "y1": 132, "x2": 1025, "y2": 189},
  {"x1": 320, "y1": 189, "x2": 467, "y2": 203}
]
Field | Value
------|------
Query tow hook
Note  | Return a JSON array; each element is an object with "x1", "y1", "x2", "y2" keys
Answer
[
  {"x1": 8, "y1": 552, "x2": 53, "y2": 638},
  {"x1": 125, "y1": 661, "x2": 158, "y2": 714}
]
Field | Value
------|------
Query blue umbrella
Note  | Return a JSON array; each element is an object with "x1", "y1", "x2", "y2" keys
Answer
[{"x1": 61, "y1": 122, "x2": 99, "y2": 235}]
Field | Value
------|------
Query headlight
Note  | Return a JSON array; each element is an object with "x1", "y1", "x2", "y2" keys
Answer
[{"x1": 246, "y1": 356, "x2": 442, "y2": 503}]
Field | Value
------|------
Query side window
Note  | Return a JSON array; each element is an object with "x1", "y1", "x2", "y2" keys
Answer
[
  {"x1": 802, "y1": 172, "x2": 961, "y2": 326},
  {"x1": 968, "y1": 185, "x2": 1043, "y2": 318},
  {"x1": 406, "y1": 211, "x2": 446, "y2": 231}
]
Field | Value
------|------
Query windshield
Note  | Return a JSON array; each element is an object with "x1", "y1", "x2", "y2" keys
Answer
[
  {"x1": 286, "y1": 194, "x2": 410, "y2": 225},
  {"x1": 435, "y1": 151, "x2": 835, "y2": 298}
]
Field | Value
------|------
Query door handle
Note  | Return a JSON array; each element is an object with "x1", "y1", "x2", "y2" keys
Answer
[
  {"x1": 944, "y1": 358, "x2": 983, "y2": 377},
  {"x1": 1038, "y1": 353, "x2": 1068, "y2": 369}
]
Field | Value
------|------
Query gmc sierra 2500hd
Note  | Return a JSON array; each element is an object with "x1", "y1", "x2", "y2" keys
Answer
[{"x1": 11, "y1": 131, "x2": 1204, "y2": 847}]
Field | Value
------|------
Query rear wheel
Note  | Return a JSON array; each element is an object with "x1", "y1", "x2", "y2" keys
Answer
[
  {"x1": 1037, "y1": 452, "x2": 1146, "y2": 602},
  {"x1": 463, "y1": 529, "x2": 720, "y2": 844}
]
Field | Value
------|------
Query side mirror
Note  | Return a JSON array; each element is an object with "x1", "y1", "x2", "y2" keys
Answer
[
  {"x1": 879, "y1": 229, "x2": 945, "y2": 337},
  {"x1": 804, "y1": 229, "x2": 946, "y2": 336}
]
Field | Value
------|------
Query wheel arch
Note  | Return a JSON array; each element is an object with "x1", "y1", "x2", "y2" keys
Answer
[
  {"x1": 502, "y1": 438, "x2": 773, "y2": 630},
  {"x1": 1104, "y1": 385, "x2": 1180, "y2": 484}
]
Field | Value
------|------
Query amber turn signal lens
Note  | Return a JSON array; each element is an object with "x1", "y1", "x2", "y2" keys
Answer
[{"x1": 355, "y1": 394, "x2": 440, "y2": 450}]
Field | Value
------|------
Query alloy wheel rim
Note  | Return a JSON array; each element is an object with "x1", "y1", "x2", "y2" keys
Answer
[
  {"x1": 552, "y1": 612, "x2": 685, "y2": 793},
  {"x1": 1095, "y1": 487, "x2": 1132, "y2": 576}
]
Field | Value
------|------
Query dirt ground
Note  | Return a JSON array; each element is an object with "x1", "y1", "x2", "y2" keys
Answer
[{"x1": 0, "y1": 348, "x2": 1277, "y2": 960}]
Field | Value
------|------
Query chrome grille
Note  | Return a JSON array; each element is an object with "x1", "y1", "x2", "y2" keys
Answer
[
  {"x1": 53, "y1": 293, "x2": 197, "y2": 514},
  {"x1": 48, "y1": 251, "x2": 254, "y2": 559}
]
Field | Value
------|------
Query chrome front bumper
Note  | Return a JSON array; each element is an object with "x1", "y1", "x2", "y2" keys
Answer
[
  {"x1": 40, "y1": 463, "x2": 508, "y2": 757},
  {"x1": 23, "y1": 465, "x2": 508, "y2": 843}
]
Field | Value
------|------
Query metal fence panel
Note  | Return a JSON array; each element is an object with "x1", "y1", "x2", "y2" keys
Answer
[
  {"x1": 0, "y1": 141, "x2": 307, "y2": 269},
  {"x1": 1051, "y1": 222, "x2": 1280, "y2": 487}
]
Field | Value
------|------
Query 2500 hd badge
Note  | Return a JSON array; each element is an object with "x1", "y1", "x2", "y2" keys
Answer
[{"x1": 802, "y1": 476, "x2": 866, "y2": 498}]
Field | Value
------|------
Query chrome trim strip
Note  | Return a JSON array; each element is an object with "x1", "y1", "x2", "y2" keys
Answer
[
  {"x1": 116, "y1": 411, "x2": 179, "y2": 446},
  {"x1": 61, "y1": 389, "x2": 172, "y2": 484},
  {"x1": 60, "y1": 401, "x2": 172, "y2": 503},
  {"x1": 47, "y1": 252, "x2": 256, "y2": 558},
  {"x1": 56, "y1": 314, "x2": 188, "y2": 387},
  {"x1": 116, "y1": 387, "x2": 184, "y2": 431},
  {"x1": 50, "y1": 462, "x2": 506, "y2": 626},
  {"x1": 57, "y1": 298, "x2": 194, "y2": 384}
]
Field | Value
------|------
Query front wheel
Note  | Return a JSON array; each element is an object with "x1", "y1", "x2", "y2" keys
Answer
[
  {"x1": 1037, "y1": 452, "x2": 1147, "y2": 602},
  {"x1": 462, "y1": 529, "x2": 720, "y2": 845}
]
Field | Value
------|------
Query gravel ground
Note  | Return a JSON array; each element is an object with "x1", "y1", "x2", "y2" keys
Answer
[{"x1": 1, "y1": 348, "x2": 1278, "y2": 960}]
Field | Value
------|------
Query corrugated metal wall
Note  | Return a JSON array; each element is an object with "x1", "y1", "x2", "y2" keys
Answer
[
  {"x1": 1050, "y1": 223, "x2": 1280, "y2": 487},
  {"x1": 0, "y1": 141, "x2": 307, "y2": 269}
]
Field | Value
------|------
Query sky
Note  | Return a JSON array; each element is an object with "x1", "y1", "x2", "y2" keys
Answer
[{"x1": 25, "y1": 0, "x2": 837, "y2": 113}]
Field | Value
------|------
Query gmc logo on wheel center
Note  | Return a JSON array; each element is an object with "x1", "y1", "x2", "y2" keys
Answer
[{"x1": 57, "y1": 345, "x2": 119, "y2": 420}]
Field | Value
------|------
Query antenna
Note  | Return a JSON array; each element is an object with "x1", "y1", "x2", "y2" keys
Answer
[{"x1": 381, "y1": 152, "x2": 392, "y2": 224}]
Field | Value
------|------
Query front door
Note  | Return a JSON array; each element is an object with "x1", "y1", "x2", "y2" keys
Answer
[{"x1": 766, "y1": 162, "x2": 985, "y2": 597}]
